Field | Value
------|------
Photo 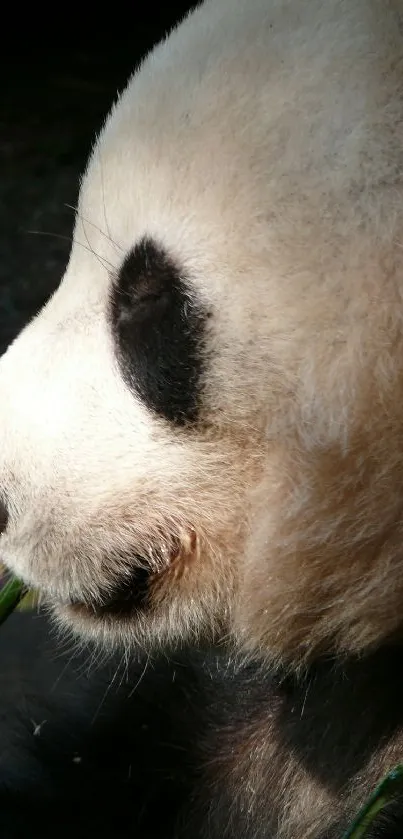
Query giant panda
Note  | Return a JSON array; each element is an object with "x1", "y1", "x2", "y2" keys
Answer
[{"x1": 1, "y1": 0, "x2": 403, "y2": 835}]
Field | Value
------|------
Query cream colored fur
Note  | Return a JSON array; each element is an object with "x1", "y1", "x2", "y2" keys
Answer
[{"x1": 1, "y1": 0, "x2": 403, "y2": 668}]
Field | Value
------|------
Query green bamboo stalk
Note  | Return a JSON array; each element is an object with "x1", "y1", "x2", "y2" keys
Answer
[
  {"x1": 342, "y1": 765, "x2": 403, "y2": 839},
  {"x1": 0, "y1": 576, "x2": 28, "y2": 625}
]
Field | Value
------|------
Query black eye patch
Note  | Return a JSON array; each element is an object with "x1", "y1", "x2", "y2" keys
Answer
[{"x1": 109, "y1": 237, "x2": 206, "y2": 426}]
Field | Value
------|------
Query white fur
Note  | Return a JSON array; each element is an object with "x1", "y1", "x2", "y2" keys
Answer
[{"x1": 1, "y1": 0, "x2": 403, "y2": 664}]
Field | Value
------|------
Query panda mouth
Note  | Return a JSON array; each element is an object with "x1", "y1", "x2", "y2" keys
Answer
[
  {"x1": 69, "y1": 565, "x2": 152, "y2": 619},
  {"x1": 66, "y1": 532, "x2": 197, "y2": 621}
]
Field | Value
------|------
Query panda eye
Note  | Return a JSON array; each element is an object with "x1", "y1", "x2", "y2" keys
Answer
[{"x1": 108, "y1": 237, "x2": 207, "y2": 426}]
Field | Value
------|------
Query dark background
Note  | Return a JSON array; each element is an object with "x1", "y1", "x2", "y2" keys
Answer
[{"x1": 1, "y1": 5, "x2": 195, "y2": 355}]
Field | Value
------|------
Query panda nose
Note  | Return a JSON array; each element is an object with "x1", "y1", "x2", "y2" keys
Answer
[{"x1": 0, "y1": 500, "x2": 8, "y2": 535}]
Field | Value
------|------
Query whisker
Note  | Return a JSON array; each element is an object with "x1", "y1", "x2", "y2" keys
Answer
[
  {"x1": 64, "y1": 202, "x2": 123, "y2": 255},
  {"x1": 90, "y1": 658, "x2": 123, "y2": 725},
  {"x1": 116, "y1": 650, "x2": 130, "y2": 690},
  {"x1": 25, "y1": 229, "x2": 118, "y2": 274},
  {"x1": 50, "y1": 648, "x2": 79, "y2": 693},
  {"x1": 128, "y1": 653, "x2": 150, "y2": 699},
  {"x1": 98, "y1": 147, "x2": 113, "y2": 244}
]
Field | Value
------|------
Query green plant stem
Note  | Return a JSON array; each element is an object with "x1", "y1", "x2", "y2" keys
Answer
[
  {"x1": 0, "y1": 577, "x2": 27, "y2": 625},
  {"x1": 343, "y1": 765, "x2": 403, "y2": 839}
]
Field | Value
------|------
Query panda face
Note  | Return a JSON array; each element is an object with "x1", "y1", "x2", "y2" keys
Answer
[
  {"x1": 0, "y1": 0, "x2": 267, "y2": 651},
  {"x1": 0, "y1": 215, "x2": 258, "y2": 650},
  {"x1": 0, "y1": 196, "x2": 261, "y2": 651},
  {"x1": 2, "y1": 0, "x2": 403, "y2": 666}
]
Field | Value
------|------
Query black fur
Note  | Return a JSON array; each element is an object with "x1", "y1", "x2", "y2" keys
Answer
[
  {"x1": 70, "y1": 565, "x2": 151, "y2": 616},
  {"x1": 1, "y1": 611, "x2": 403, "y2": 838},
  {"x1": 0, "y1": 499, "x2": 8, "y2": 533},
  {"x1": 0, "y1": 611, "x2": 196, "y2": 839},
  {"x1": 109, "y1": 237, "x2": 207, "y2": 426}
]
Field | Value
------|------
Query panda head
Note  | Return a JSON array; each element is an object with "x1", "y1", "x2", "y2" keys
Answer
[{"x1": 1, "y1": 0, "x2": 403, "y2": 668}]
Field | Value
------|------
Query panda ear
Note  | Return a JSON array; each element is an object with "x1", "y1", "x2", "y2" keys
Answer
[{"x1": 109, "y1": 237, "x2": 207, "y2": 426}]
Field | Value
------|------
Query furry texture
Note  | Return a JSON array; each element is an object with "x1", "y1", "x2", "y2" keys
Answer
[
  {"x1": 2, "y1": 611, "x2": 403, "y2": 839},
  {"x1": 2, "y1": 0, "x2": 403, "y2": 663},
  {"x1": 2, "y1": 0, "x2": 403, "y2": 834}
]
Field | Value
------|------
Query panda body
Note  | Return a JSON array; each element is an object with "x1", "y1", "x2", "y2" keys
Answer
[{"x1": 2, "y1": 611, "x2": 403, "y2": 838}]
